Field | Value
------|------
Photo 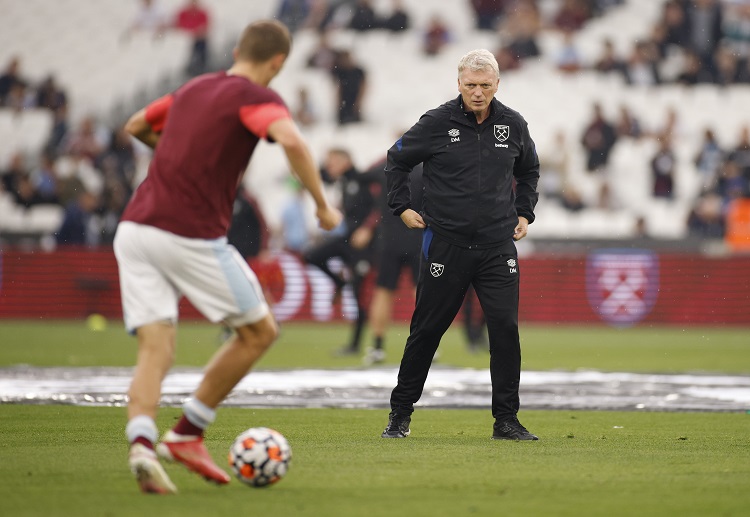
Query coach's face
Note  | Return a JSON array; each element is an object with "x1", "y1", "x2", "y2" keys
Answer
[{"x1": 458, "y1": 67, "x2": 499, "y2": 118}]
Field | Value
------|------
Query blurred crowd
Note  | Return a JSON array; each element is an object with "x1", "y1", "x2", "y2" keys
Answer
[{"x1": 1, "y1": 0, "x2": 750, "y2": 249}]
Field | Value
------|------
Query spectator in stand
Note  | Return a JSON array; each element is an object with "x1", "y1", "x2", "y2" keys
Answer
[
  {"x1": 174, "y1": 0, "x2": 211, "y2": 76},
  {"x1": 499, "y1": 0, "x2": 541, "y2": 62},
  {"x1": 538, "y1": 130, "x2": 569, "y2": 201},
  {"x1": 715, "y1": 160, "x2": 748, "y2": 203},
  {"x1": 723, "y1": 2, "x2": 750, "y2": 64},
  {"x1": 63, "y1": 116, "x2": 109, "y2": 163},
  {"x1": 331, "y1": 50, "x2": 367, "y2": 125},
  {"x1": 651, "y1": 136, "x2": 676, "y2": 199},
  {"x1": 615, "y1": 104, "x2": 642, "y2": 139},
  {"x1": 349, "y1": 0, "x2": 378, "y2": 31},
  {"x1": 727, "y1": 125, "x2": 750, "y2": 180},
  {"x1": 0, "y1": 57, "x2": 27, "y2": 107},
  {"x1": 97, "y1": 127, "x2": 138, "y2": 194},
  {"x1": 713, "y1": 44, "x2": 740, "y2": 86},
  {"x1": 555, "y1": 29, "x2": 582, "y2": 73},
  {"x1": 11, "y1": 175, "x2": 46, "y2": 208},
  {"x1": 380, "y1": 0, "x2": 410, "y2": 32},
  {"x1": 470, "y1": 0, "x2": 507, "y2": 31},
  {"x1": 495, "y1": 47, "x2": 521, "y2": 72},
  {"x1": 422, "y1": 15, "x2": 452, "y2": 57},
  {"x1": 124, "y1": 0, "x2": 168, "y2": 39},
  {"x1": 553, "y1": 0, "x2": 591, "y2": 32},
  {"x1": 593, "y1": 38, "x2": 626, "y2": 74},
  {"x1": 55, "y1": 190, "x2": 100, "y2": 246},
  {"x1": 275, "y1": 0, "x2": 312, "y2": 33},
  {"x1": 581, "y1": 102, "x2": 618, "y2": 173},
  {"x1": 676, "y1": 50, "x2": 714, "y2": 84},
  {"x1": 30, "y1": 152, "x2": 59, "y2": 205},
  {"x1": 293, "y1": 87, "x2": 318, "y2": 127},
  {"x1": 46, "y1": 105, "x2": 70, "y2": 154},
  {"x1": 660, "y1": 0, "x2": 690, "y2": 49},
  {"x1": 35, "y1": 75, "x2": 67, "y2": 111},
  {"x1": 694, "y1": 128, "x2": 724, "y2": 192},
  {"x1": 307, "y1": 31, "x2": 340, "y2": 72},
  {"x1": 3, "y1": 83, "x2": 31, "y2": 112},
  {"x1": 685, "y1": 0, "x2": 723, "y2": 67},
  {"x1": 1, "y1": 153, "x2": 30, "y2": 204},
  {"x1": 687, "y1": 192, "x2": 725, "y2": 238},
  {"x1": 622, "y1": 40, "x2": 661, "y2": 86},
  {"x1": 561, "y1": 187, "x2": 585, "y2": 211}
]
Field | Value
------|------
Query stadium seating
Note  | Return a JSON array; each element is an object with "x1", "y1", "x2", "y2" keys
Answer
[{"x1": 1, "y1": 0, "x2": 749, "y2": 242}]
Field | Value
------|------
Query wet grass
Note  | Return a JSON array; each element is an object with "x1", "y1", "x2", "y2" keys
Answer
[
  {"x1": 0, "y1": 320, "x2": 748, "y2": 374},
  {"x1": 0, "y1": 405, "x2": 748, "y2": 517}
]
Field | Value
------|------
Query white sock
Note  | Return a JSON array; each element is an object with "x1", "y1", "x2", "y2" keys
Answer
[
  {"x1": 183, "y1": 397, "x2": 216, "y2": 430},
  {"x1": 126, "y1": 415, "x2": 158, "y2": 444}
]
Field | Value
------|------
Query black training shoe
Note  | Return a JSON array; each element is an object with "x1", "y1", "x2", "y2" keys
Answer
[
  {"x1": 492, "y1": 417, "x2": 539, "y2": 441},
  {"x1": 381, "y1": 413, "x2": 411, "y2": 438}
]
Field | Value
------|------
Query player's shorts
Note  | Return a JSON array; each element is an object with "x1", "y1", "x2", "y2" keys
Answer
[
  {"x1": 114, "y1": 221, "x2": 269, "y2": 333},
  {"x1": 375, "y1": 244, "x2": 420, "y2": 291}
]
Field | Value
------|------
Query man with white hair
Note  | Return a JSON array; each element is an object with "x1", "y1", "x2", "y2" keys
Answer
[{"x1": 381, "y1": 49, "x2": 540, "y2": 440}]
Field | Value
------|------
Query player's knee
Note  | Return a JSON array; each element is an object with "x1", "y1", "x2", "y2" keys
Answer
[{"x1": 236, "y1": 316, "x2": 278, "y2": 350}]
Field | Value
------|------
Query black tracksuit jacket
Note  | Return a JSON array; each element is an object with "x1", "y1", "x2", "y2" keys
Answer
[{"x1": 385, "y1": 95, "x2": 540, "y2": 247}]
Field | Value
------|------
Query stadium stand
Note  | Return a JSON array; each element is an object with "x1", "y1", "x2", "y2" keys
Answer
[{"x1": 0, "y1": 0, "x2": 749, "y2": 248}]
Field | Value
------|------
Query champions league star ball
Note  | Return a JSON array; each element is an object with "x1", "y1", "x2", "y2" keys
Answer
[{"x1": 228, "y1": 427, "x2": 292, "y2": 487}]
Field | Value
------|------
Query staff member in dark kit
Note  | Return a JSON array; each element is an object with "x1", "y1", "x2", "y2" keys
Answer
[{"x1": 381, "y1": 48, "x2": 540, "y2": 440}]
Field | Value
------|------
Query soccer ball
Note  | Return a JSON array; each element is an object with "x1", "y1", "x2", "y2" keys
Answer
[{"x1": 228, "y1": 427, "x2": 292, "y2": 487}]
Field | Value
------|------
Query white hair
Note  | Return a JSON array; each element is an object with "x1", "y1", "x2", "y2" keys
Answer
[{"x1": 457, "y1": 49, "x2": 500, "y2": 79}]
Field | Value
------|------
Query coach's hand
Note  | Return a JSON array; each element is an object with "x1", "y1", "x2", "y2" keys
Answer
[
  {"x1": 513, "y1": 216, "x2": 529, "y2": 241},
  {"x1": 400, "y1": 209, "x2": 426, "y2": 229},
  {"x1": 317, "y1": 205, "x2": 343, "y2": 231}
]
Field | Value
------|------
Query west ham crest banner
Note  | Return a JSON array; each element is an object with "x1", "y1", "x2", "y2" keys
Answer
[{"x1": 586, "y1": 250, "x2": 659, "y2": 327}]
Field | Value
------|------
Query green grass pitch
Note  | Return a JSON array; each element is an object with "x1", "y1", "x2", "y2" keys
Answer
[{"x1": 0, "y1": 320, "x2": 748, "y2": 516}]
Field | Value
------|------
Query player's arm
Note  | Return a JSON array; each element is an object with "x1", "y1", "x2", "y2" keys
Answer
[
  {"x1": 267, "y1": 118, "x2": 342, "y2": 231},
  {"x1": 124, "y1": 94, "x2": 174, "y2": 149}
]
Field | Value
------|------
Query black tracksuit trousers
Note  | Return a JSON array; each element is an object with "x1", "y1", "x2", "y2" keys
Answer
[{"x1": 390, "y1": 228, "x2": 521, "y2": 420}]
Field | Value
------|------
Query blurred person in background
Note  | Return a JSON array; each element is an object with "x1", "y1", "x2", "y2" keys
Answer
[
  {"x1": 303, "y1": 148, "x2": 378, "y2": 356},
  {"x1": 380, "y1": 0, "x2": 410, "y2": 32},
  {"x1": 331, "y1": 50, "x2": 367, "y2": 125},
  {"x1": 651, "y1": 136, "x2": 676, "y2": 199},
  {"x1": 34, "y1": 75, "x2": 67, "y2": 112},
  {"x1": 727, "y1": 125, "x2": 750, "y2": 180},
  {"x1": 581, "y1": 102, "x2": 617, "y2": 173},
  {"x1": 30, "y1": 151, "x2": 60, "y2": 205},
  {"x1": 293, "y1": 86, "x2": 318, "y2": 127},
  {"x1": 687, "y1": 192, "x2": 725, "y2": 238},
  {"x1": 360, "y1": 158, "x2": 423, "y2": 366},
  {"x1": 55, "y1": 190, "x2": 100, "y2": 246},
  {"x1": 422, "y1": 14, "x2": 453, "y2": 56},
  {"x1": 380, "y1": 49, "x2": 540, "y2": 441},
  {"x1": 593, "y1": 38, "x2": 626, "y2": 75},
  {"x1": 0, "y1": 56, "x2": 27, "y2": 107},
  {"x1": 349, "y1": 0, "x2": 378, "y2": 31},
  {"x1": 499, "y1": 0, "x2": 541, "y2": 63},
  {"x1": 114, "y1": 20, "x2": 341, "y2": 495},
  {"x1": 622, "y1": 40, "x2": 662, "y2": 86},
  {"x1": 275, "y1": 0, "x2": 312, "y2": 33},
  {"x1": 1, "y1": 153, "x2": 26, "y2": 190},
  {"x1": 174, "y1": 0, "x2": 211, "y2": 76},
  {"x1": 694, "y1": 127, "x2": 724, "y2": 191},
  {"x1": 124, "y1": 0, "x2": 168, "y2": 40},
  {"x1": 470, "y1": 0, "x2": 507, "y2": 31},
  {"x1": 615, "y1": 104, "x2": 642, "y2": 139}
]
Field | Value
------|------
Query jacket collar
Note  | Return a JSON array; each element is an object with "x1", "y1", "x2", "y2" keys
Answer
[{"x1": 450, "y1": 95, "x2": 506, "y2": 127}]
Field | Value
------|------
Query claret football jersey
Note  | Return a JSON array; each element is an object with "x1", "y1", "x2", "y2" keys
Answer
[{"x1": 121, "y1": 71, "x2": 290, "y2": 239}]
